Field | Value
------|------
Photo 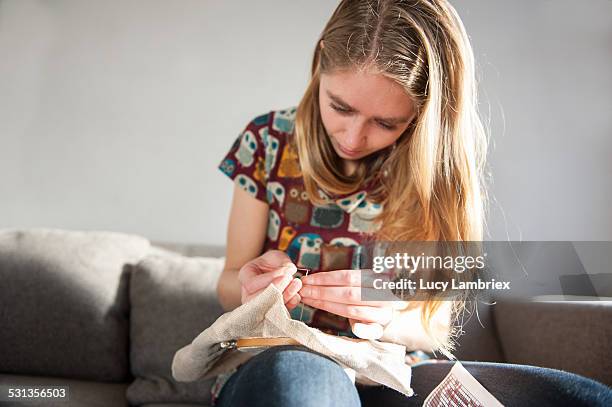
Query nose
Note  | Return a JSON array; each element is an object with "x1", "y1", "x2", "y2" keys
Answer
[{"x1": 344, "y1": 117, "x2": 367, "y2": 150}]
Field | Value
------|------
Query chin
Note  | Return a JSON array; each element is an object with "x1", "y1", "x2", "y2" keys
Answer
[{"x1": 335, "y1": 149, "x2": 367, "y2": 161}]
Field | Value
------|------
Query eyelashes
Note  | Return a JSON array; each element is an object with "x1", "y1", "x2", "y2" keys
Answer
[
  {"x1": 329, "y1": 103, "x2": 396, "y2": 131},
  {"x1": 376, "y1": 122, "x2": 396, "y2": 131},
  {"x1": 330, "y1": 103, "x2": 351, "y2": 114}
]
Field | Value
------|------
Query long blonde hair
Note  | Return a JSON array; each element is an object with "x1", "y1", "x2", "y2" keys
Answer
[{"x1": 294, "y1": 0, "x2": 488, "y2": 352}]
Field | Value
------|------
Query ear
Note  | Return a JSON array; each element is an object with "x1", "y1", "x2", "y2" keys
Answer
[{"x1": 319, "y1": 40, "x2": 325, "y2": 49}]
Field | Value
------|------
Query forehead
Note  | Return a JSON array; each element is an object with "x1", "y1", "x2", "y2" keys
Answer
[{"x1": 320, "y1": 68, "x2": 414, "y2": 118}]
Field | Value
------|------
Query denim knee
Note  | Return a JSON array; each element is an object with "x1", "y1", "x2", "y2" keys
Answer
[{"x1": 216, "y1": 345, "x2": 360, "y2": 407}]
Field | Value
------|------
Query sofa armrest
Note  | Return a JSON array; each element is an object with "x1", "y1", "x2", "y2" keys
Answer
[{"x1": 494, "y1": 300, "x2": 612, "y2": 385}]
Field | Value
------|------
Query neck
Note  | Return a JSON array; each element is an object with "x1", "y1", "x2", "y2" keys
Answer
[{"x1": 342, "y1": 159, "x2": 358, "y2": 176}]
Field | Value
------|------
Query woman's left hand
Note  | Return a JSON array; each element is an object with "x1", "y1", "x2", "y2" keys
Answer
[{"x1": 298, "y1": 269, "x2": 399, "y2": 339}]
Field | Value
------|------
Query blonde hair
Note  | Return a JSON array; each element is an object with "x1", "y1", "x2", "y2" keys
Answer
[{"x1": 294, "y1": 0, "x2": 488, "y2": 353}]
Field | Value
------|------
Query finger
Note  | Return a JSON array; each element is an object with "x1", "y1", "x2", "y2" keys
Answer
[
  {"x1": 241, "y1": 267, "x2": 289, "y2": 294},
  {"x1": 349, "y1": 318, "x2": 384, "y2": 340},
  {"x1": 300, "y1": 297, "x2": 393, "y2": 325},
  {"x1": 271, "y1": 272, "x2": 294, "y2": 293},
  {"x1": 238, "y1": 249, "x2": 296, "y2": 285},
  {"x1": 300, "y1": 285, "x2": 391, "y2": 306},
  {"x1": 238, "y1": 258, "x2": 294, "y2": 282},
  {"x1": 286, "y1": 294, "x2": 301, "y2": 311},
  {"x1": 256, "y1": 250, "x2": 297, "y2": 273},
  {"x1": 243, "y1": 272, "x2": 293, "y2": 303},
  {"x1": 237, "y1": 263, "x2": 258, "y2": 285},
  {"x1": 283, "y1": 278, "x2": 302, "y2": 304},
  {"x1": 300, "y1": 269, "x2": 362, "y2": 287}
]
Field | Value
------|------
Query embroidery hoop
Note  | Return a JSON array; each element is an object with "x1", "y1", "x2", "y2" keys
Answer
[{"x1": 218, "y1": 267, "x2": 367, "y2": 354}]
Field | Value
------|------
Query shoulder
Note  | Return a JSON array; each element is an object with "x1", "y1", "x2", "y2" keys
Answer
[
  {"x1": 239, "y1": 106, "x2": 297, "y2": 165},
  {"x1": 230, "y1": 107, "x2": 298, "y2": 181},
  {"x1": 242, "y1": 106, "x2": 297, "y2": 144},
  {"x1": 269, "y1": 106, "x2": 297, "y2": 136}
]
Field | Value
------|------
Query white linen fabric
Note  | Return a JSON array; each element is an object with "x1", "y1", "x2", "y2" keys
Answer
[{"x1": 172, "y1": 284, "x2": 413, "y2": 397}]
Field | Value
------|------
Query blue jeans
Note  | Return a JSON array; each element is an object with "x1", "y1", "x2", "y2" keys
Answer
[{"x1": 215, "y1": 345, "x2": 612, "y2": 407}]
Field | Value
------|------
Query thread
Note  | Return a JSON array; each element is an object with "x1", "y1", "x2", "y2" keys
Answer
[{"x1": 295, "y1": 267, "x2": 310, "y2": 322}]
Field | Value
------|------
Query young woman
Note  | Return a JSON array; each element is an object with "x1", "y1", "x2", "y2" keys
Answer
[{"x1": 213, "y1": 1, "x2": 611, "y2": 406}]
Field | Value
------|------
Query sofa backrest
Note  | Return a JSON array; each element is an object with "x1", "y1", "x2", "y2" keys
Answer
[
  {"x1": 0, "y1": 229, "x2": 151, "y2": 382},
  {"x1": 495, "y1": 300, "x2": 612, "y2": 385},
  {"x1": 452, "y1": 298, "x2": 505, "y2": 362}
]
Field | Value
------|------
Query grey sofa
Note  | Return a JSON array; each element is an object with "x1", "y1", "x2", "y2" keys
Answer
[{"x1": 0, "y1": 229, "x2": 610, "y2": 406}]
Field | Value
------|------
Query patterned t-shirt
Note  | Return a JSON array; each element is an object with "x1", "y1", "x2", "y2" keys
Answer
[{"x1": 218, "y1": 106, "x2": 384, "y2": 335}]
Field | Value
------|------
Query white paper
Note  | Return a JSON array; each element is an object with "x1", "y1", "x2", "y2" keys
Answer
[{"x1": 423, "y1": 362, "x2": 504, "y2": 407}]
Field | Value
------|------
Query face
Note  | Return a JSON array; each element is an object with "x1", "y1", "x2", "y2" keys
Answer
[{"x1": 319, "y1": 68, "x2": 416, "y2": 171}]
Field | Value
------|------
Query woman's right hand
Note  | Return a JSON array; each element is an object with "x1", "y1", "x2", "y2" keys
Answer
[{"x1": 237, "y1": 250, "x2": 303, "y2": 310}]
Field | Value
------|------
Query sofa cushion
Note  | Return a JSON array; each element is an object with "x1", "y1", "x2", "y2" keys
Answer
[
  {"x1": 0, "y1": 228, "x2": 150, "y2": 382},
  {"x1": 0, "y1": 373, "x2": 129, "y2": 407},
  {"x1": 127, "y1": 252, "x2": 225, "y2": 406}
]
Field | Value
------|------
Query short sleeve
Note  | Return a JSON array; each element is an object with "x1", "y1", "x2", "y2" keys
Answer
[{"x1": 218, "y1": 112, "x2": 272, "y2": 203}]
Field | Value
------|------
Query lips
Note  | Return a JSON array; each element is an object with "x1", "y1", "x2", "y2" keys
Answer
[{"x1": 336, "y1": 143, "x2": 363, "y2": 158}]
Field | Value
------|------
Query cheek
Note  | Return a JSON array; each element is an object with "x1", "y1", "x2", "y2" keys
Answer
[{"x1": 368, "y1": 130, "x2": 403, "y2": 150}]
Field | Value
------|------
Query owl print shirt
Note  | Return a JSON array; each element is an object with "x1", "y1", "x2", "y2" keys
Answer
[{"x1": 218, "y1": 107, "x2": 384, "y2": 335}]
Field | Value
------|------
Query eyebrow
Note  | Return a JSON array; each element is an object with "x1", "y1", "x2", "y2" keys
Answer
[{"x1": 326, "y1": 90, "x2": 412, "y2": 125}]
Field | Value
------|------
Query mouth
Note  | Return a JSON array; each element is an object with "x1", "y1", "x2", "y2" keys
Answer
[{"x1": 335, "y1": 142, "x2": 363, "y2": 158}]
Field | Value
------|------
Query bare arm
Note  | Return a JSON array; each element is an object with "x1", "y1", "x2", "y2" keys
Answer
[{"x1": 216, "y1": 184, "x2": 269, "y2": 311}]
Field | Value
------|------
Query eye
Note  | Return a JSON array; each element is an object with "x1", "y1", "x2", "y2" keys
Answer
[
  {"x1": 330, "y1": 103, "x2": 353, "y2": 115},
  {"x1": 376, "y1": 120, "x2": 396, "y2": 131}
]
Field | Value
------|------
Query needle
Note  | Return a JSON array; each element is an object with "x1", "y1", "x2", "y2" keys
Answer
[{"x1": 295, "y1": 267, "x2": 310, "y2": 322}]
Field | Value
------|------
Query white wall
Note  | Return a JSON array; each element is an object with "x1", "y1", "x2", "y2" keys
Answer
[
  {"x1": 1, "y1": 0, "x2": 610, "y2": 245},
  {"x1": 460, "y1": 1, "x2": 612, "y2": 241}
]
